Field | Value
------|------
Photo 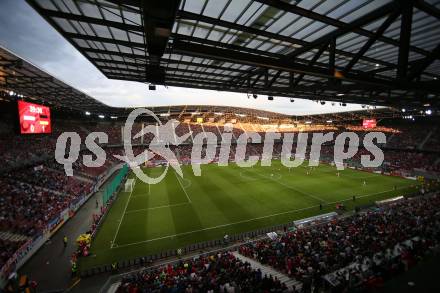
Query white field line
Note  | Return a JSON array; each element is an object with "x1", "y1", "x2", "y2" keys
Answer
[
  {"x1": 125, "y1": 202, "x2": 190, "y2": 214},
  {"x1": 111, "y1": 178, "x2": 136, "y2": 248},
  {"x1": 111, "y1": 185, "x2": 415, "y2": 249},
  {"x1": 244, "y1": 168, "x2": 329, "y2": 204},
  {"x1": 328, "y1": 184, "x2": 415, "y2": 204},
  {"x1": 174, "y1": 172, "x2": 192, "y2": 203},
  {"x1": 111, "y1": 204, "x2": 320, "y2": 249}
]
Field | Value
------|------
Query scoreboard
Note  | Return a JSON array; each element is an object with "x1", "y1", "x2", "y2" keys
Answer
[
  {"x1": 18, "y1": 101, "x2": 52, "y2": 134},
  {"x1": 362, "y1": 119, "x2": 377, "y2": 129}
]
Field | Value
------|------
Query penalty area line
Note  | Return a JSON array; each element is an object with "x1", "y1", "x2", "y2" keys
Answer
[
  {"x1": 174, "y1": 171, "x2": 192, "y2": 203},
  {"x1": 111, "y1": 179, "x2": 136, "y2": 248},
  {"x1": 125, "y1": 202, "x2": 190, "y2": 214}
]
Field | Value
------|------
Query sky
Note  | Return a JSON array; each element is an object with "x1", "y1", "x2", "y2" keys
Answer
[{"x1": 0, "y1": 0, "x2": 368, "y2": 116}]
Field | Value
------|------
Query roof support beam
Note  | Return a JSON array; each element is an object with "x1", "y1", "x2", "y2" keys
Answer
[
  {"x1": 31, "y1": 9, "x2": 143, "y2": 32},
  {"x1": 397, "y1": 1, "x2": 413, "y2": 79},
  {"x1": 255, "y1": 0, "x2": 430, "y2": 58},
  {"x1": 294, "y1": 43, "x2": 327, "y2": 87},
  {"x1": 408, "y1": 43, "x2": 440, "y2": 81},
  {"x1": 173, "y1": 39, "x2": 440, "y2": 93},
  {"x1": 141, "y1": 0, "x2": 181, "y2": 83},
  {"x1": 267, "y1": 70, "x2": 282, "y2": 88},
  {"x1": 177, "y1": 11, "x2": 396, "y2": 69},
  {"x1": 64, "y1": 32, "x2": 145, "y2": 49},
  {"x1": 328, "y1": 38, "x2": 336, "y2": 83},
  {"x1": 286, "y1": 1, "x2": 397, "y2": 59},
  {"x1": 415, "y1": 0, "x2": 440, "y2": 21},
  {"x1": 173, "y1": 40, "x2": 360, "y2": 82},
  {"x1": 343, "y1": 11, "x2": 400, "y2": 74},
  {"x1": 251, "y1": 71, "x2": 265, "y2": 88}
]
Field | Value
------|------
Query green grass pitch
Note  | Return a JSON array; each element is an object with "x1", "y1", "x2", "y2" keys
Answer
[{"x1": 81, "y1": 161, "x2": 419, "y2": 269}]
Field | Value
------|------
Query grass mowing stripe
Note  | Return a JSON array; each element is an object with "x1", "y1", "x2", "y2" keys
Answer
[
  {"x1": 244, "y1": 167, "x2": 329, "y2": 204},
  {"x1": 327, "y1": 184, "x2": 415, "y2": 205},
  {"x1": 111, "y1": 204, "x2": 321, "y2": 248},
  {"x1": 82, "y1": 162, "x2": 418, "y2": 269},
  {"x1": 111, "y1": 179, "x2": 136, "y2": 248},
  {"x1": 111, "y1": 185, "x2": 415, "y2": 249}
]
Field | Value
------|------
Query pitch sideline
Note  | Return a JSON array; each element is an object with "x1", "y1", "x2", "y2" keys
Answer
[
  {"x1": 111, "y1": 177, "x2": 136, "y2": 248},
  {"x1": 110, "y1": 185, "x2": 411, "y2": 249}
]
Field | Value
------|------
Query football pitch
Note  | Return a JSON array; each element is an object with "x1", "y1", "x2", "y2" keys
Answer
[{"x1": 81, "y1": 161, "x2": 419, "y2": 269}]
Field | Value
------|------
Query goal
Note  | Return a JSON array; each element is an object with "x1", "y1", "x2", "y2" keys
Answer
[{"x1": 124, "y1": 179, "x2": 136, "y2": 192}]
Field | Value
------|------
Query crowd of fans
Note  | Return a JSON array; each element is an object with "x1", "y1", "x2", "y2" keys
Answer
[
  {"x1": 117, "y1": 252, "x2": 290, "y2": 293},
  {"x1": 0, "y1": 239, "x2": 27, "y2": 271},
  {"x1": 1, "y1": 116, "x2": 439, "y2": 286},
  {"x1": 239, "y1": 193, "x2": 440, "y2": 291},
  {"x1": 0, "y1": 177, "x2": 74, "y2": 236},
  {"x1": 115, "y1": 192, "x2": 440, "y2": 292}
]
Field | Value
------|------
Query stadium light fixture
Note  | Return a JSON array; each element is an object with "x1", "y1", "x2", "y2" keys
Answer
[
  {"x1": 214, "y1": 112, "x2": 223, "y2": 115},
  {"x1": 9, "y1": 91, "x2": 14, "y2": 96},
  {"x1": 375, "y1": 63, "x2": 380, "y2": 67},
  {"x1": 326, "y1": 120, "x2": 333, "y2": 123},
  {"x1": 237, "y1": 114, "x2": 246, "y2": 117},
  {"x1": 85, "y1": 111, "x2": 91, "y2": 116},
  {"x1": 98, "y1": 114, "x2": 105, "y2": 119},
  {"x1": 159, "y1": 113, "x2": 170, "y2": 117},
  {"x1": 110, "y1": 116, "x2": 117, "y2": 119},
  {"x1": 401, "y1": 108, "x2": 406, "y2": 113},
  {"x1": 305, "y1": 121, "x2": 312, "y2": 124},
  {"x1": 425, "y1": 109, "x2": 432, "y2": 115},
  {"x1": 337, "y1": 93, "x2": 344, "y2": 96}
]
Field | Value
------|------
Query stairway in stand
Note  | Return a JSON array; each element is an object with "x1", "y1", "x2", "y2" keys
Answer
[{"x1": 232, "y1": 251, "x2": 302, "y2": 292}]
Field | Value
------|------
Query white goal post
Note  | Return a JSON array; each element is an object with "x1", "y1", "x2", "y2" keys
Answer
[{"x1": 124, "y1": 179, "x2": 136, "y2": 192}]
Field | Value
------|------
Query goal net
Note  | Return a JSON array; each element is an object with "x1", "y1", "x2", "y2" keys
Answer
[{"x1": 124, "y1": 179, "x2": 135, "y2": 192}]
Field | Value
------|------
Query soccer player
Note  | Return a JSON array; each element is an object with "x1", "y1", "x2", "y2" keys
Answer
[{"x1": 363, "y1": 180, "x2": 366, "y2": 186}]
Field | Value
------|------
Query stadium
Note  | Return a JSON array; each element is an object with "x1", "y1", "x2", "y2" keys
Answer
[{"x1": 0, "y1": 0, "x2": 440, "y2": 292}]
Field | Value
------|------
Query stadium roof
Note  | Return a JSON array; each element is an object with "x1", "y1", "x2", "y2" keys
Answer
[
  {"x1": 0, "y1": 45, "x2": 432, "y2": 122},
  {"x1": 0, "y1": 45, "x2": 112, "y2": 112},
  {"x1": 26, "y1": 0, "x2": 440, "y2": 109}
]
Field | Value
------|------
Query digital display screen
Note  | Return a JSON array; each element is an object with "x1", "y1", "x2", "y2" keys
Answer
[
  {"x1": 18, "y1": 100, "x2": 51, "y2": 134},
  {"x1": 362, "y1": 119, "x2": 377, "y2": 129}
]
